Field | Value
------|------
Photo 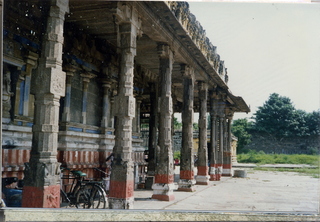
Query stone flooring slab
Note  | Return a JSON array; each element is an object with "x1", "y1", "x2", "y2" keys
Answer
[{"x1": 134, "y1": 167, "x2": 319, "y2": 213}]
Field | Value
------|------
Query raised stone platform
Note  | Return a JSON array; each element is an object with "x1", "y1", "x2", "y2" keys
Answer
[{"x1": 0, "y1": 208, "x2": 319, "y2": 221}]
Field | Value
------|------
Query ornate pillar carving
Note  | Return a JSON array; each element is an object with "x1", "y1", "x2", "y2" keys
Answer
[
  {"x1": 108, "y1": 3, "x2": 141, "y2": 209},
  {"x1": 178, "y1": 64, "x2": 196, "y2": 192},
  {"x1": 196, "y1": 81, "x2": 210, "y2": 185},
  {"x1": 22, "y1": 0, "x2": 69, "y2": 208},
  {"x1": 2, "y1": 68, "x2": 14, "y2": 119},
  {"x1": 152, "y1": 43, "x2": 175, "y2": 201}
]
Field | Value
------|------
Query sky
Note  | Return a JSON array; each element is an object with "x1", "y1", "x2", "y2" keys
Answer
[{"x1": 187, "y1": 1, "x2": 320, "y2": 121}]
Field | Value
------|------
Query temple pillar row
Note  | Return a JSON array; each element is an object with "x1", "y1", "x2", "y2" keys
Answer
[
  {"x1": 178, "y1": 64, "x2": 196, "y2": 192},
  {"x1": 196, "y1": 81, "x2": 210, "y2": 185},
  {"x1": 22, "y1": 0, "x2": 69, "y2": 208},
  {"x1": 152, "y1": 43, "x2": 175, "y2": 201}
]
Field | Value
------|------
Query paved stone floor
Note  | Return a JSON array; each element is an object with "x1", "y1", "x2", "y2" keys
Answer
[{"x1": 134, "y1": 167, "x2": 319, "y2": 213}]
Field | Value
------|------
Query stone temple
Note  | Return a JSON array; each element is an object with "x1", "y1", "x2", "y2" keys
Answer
[{"x1": 0, "y1": 1, "x2": 249, "y2": 209}]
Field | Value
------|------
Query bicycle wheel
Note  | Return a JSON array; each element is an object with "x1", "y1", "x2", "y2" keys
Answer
[
  {"x1": 75, "y1": 185, "x2": 92, "y2": 209},
  {"x1": 90, "y1": 185, "x2": 107, "y2": 209}
]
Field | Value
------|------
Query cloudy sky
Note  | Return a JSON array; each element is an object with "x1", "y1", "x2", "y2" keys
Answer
[{"x1": 188, "y1": 1, "x2": 320, "y2": 120}]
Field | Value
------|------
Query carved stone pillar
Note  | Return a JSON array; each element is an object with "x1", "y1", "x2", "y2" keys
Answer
[
  {"x1": 178, "y1": 64, "x2": 196, "y2": 192},
  {"x1": 222, "y1": 111, "x2": 233, "y2": 176},
  {"x1": 152, "y1": 43, "x2": 175, "y2": 201},
  {"x1": 23, "y1": 52, "x2": 38, "y2": 116},
  {"x1": 22, "y1": 0, "x2": 69, "y2": 208},
  {"x1": 216, "y1": 98, "x2": 225, "y2": 181},
  {"x1": 196, "y1": 81, "x2": 209, "y2": 185},
  {"x1": 209, "y1": 93, "x2": 218, "y2": 181},
  {"x1": 101, "y1": 80, "x2": 112, "y2": 130},
  {"x1": 147, "y1": 83, "x2": 157, "y2": 177},
  {"x1": 62, "y1": 69, "x2": 74, "y2": 122},
  {"x1": 108, "y1": 4, "x2": 141, "y2": 209},
  {"x1": 134, "y1": 97, "x2": 142, "y2": 133},
  {"x1": 80, "y1": 73, "x2": 95, "y2": 125}
]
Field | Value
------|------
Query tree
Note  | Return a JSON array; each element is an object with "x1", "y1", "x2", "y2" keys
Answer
[
  {"x1": 173, "y1": 117, "x2": 182, "y2": 130},
  {"x1": 305, "y1": 110, "x2": 320, "y2": 136},
  {"x1": 231, "y1": 118, "x2": 253, "y2": 153},
  {"x1": 254, "y1": 93, "x2": 298, "y2": 138}
]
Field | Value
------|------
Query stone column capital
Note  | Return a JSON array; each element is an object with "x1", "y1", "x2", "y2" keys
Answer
[
  {"x1": 157, "y1": 43, "x2": 174, "y2": 60},
  {"x1": 198, "y1": 81, "x2": 208, "y2": 92},
  {"x1": 115, "y1": 2, "x2": 141, "y2": 32},
  {"x1": 180, "y1": 64, "x2": 195, "y2": 80}
]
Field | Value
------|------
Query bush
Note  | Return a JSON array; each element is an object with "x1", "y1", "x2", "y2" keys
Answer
[{"x1": 174, "y1": 151, "x2": 181, "y2": 160}]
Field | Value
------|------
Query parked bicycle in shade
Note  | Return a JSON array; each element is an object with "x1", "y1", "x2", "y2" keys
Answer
[{"x1": 60, "y1": 167, "x2": 107, "y2": 209}]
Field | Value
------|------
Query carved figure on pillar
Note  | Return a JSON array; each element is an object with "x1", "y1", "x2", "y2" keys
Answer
[
  {"x1": 152, "y1": 43, "x2": 175, "y2": 201},
  {"x1": 22, "y1": 0, "x2": 69, "y2": 208},
  {"x1": 2, "y1": 70, "x2": 14, "y2": 119},
  {"x1": 178, "y1": 64, "x2": 196, "y2": 192},
  {"x1": 195, "y1": 81, "x2": 210, "y2": 185},
  {"x1": 108, "y1": 3, "x2": 141, "y2": 209}
]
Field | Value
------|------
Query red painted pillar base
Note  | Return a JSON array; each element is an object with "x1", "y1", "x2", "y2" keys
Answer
[
  {"x1": 222, "y1": 163, "x2": 232, "y2": 177},
  {"x1": 178, "y1": 170, "x2": 196, "y2": 192},
  {"x1": 152, "y1": 174, "x2": 175, "y2": 201},
  {"x1": 22, "y1": 184, "x2": 60, "y2": 208},
  {"x1": 216, "y1": 164, "x2": 223, "y2": 181},
  {"x1": 209, "y1": 164, "x2": 218, "y2": 181},
  {"x1": 196, "y1": 166, "x2": 209, "y2": 185}
]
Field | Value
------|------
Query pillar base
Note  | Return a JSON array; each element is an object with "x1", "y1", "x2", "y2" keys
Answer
[
  {"x1": 209, "y1": 166, "x2": 217, "y2": 181},
  {"x1": 22, "y1": 185, "x2": 60, "y2": 208},
  {"x1": 145, "y1": 176, "x2": 155, "y2": 190},
  {"x1": 195, "y1": 175, "x2": 210, "y2": 185},
  {"x1": 108, "y1": 197, "x2": 134, "y2": 209},
  {"x1": 222, "y1": 168, "x2": 232, "y2": 177},
  {"x1": 152, "y1": 183, "x2": 175, "y2": 201},
  {"x1": 177, "y1": 179, "x2": 196, "y2": 192}
]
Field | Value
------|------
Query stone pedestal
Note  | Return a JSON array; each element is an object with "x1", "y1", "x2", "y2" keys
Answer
[{"x1": 151, "y1": 183, "x2": 175, "y2": 201}]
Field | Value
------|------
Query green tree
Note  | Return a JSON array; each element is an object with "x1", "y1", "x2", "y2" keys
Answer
[
  {"x1": 231, "y1": 118, "x2": 253, "y2": 153},
  {"x1": 305, "y1": 110, "x2": 320, "y2": 136},
  {"x1": 173, "y1": 117, "x2": 182, "y2": 130},
  {"x1": 254, "y1": 93, "x2": 298, "y2": 138}
]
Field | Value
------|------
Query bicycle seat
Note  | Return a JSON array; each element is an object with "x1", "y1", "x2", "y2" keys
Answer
[{"x1": 71, "y1": 170, "x2": 87, "y2": 177}]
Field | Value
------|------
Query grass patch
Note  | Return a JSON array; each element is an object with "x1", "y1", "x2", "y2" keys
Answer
[
  {"x1": 237, "y1": 150, "x2": 319, "y2": 165},
  {"x1": 238, "y1": 151, "x2": 320, "y2": 178},
  {"x1": 254, "y1": 167, "x2": 320, "y2": 178}
]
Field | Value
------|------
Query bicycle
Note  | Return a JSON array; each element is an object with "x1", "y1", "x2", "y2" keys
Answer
[{"x1": 60, "y1": 167, "x2": 107, "y2": 209}]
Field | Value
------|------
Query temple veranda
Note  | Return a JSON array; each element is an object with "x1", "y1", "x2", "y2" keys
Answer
[{"x1": 0, "y1": 1, "x2": 249, "y2": 209}]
